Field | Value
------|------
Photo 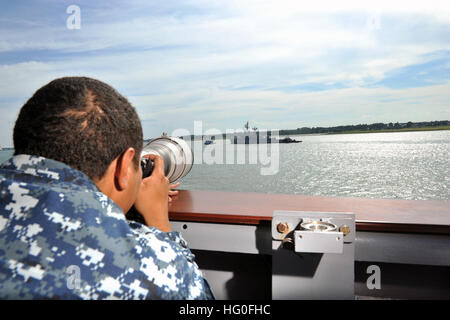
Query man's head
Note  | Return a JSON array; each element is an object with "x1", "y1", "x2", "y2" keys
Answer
[{"x1": 13, "y1": 76, "x2": 144, "y2": 212}]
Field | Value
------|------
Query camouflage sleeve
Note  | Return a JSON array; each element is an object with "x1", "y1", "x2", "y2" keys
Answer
[{"x1": 126, "y1": 221, "x2": 214, "y2": 300}]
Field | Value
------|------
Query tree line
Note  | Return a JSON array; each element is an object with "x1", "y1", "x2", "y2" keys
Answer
[{"x1": 279, "y1": 120, "x2": 450, "y2": 135}]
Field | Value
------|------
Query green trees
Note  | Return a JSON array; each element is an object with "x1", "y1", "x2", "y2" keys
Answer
[{"x1": 279, "y1": 120, "x2": 450, "y2": 135}]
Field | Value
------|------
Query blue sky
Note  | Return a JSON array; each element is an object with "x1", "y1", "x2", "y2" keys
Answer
[{"x1": 0, "y1": 0, "x2": 449, "y2": 146}]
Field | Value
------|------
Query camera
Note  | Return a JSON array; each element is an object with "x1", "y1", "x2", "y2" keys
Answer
[{"x1": 140, "y1": 135, "x2": 194, "y2": 182}]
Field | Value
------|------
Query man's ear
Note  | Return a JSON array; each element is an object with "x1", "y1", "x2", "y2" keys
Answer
[{"x1": 115, "y1": 148, "x2": 136, "y2": 190}]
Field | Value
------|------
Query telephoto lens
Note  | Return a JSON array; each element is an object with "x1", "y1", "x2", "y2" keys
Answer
[
  {"x1": 126, "y1": 135, "x2": 194, "y2": 224},
  {"x1": 140, "y1": 135, "x2": 194, "y2": 183}
]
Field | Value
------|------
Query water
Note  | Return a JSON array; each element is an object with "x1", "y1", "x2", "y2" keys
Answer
[
  {"x1": 1, "y1": 130, "x2": 449, "y2": 200},
  {"x1": 0, "y1": 149, "x2": 14, "y2": 164},
  {"x1": 179, "y1": 130, "x2": 450, "y2": 201}
]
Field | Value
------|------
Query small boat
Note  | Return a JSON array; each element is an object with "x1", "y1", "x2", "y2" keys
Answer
[
  {"x1": 204, "y1": 140, "x2": 214, "y2": 145},
  {"x1": 276, "y1": 137, "x2": 301, "y2": 143}
]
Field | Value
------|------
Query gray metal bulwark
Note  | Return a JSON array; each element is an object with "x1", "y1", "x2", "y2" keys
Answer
[{"x1": 272, "y1": 211, "x2": 355, "y2": 300}]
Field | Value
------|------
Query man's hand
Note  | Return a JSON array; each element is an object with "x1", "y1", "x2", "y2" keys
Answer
[
  {"x1": 133, "y1": 154, "x2": 171, "y2": 232},
  {"x1": 168, "y1": 182, "x2": 180, "y2": 205}
]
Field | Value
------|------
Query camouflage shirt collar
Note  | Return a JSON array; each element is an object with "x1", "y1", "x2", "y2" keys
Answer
[{"x1": 0, "y1": 154, "x2": 101, "y2": 193}]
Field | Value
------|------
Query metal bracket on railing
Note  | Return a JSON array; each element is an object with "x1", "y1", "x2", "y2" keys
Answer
[
  {"x1": 272, "y1": 210, "x2": 356, "y2": 299},
  {"x1": 272, "y1": 211, "x2": 355, "y2": 254}
]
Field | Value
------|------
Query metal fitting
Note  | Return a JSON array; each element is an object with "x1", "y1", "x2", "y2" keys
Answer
[
  {"x1": 277, "y1": 222, "x2": 289, "y2": 234},
  {"x1": 339, "y1": 225, "x2": 351, "y2": 236}
]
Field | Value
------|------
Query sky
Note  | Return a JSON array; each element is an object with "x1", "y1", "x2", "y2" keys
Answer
[{"x1": 0, "y1": 0, "x2": 449, "y2": 146}]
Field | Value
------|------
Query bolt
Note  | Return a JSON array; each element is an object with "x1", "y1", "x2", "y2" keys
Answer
[
  {"x1": 277, "y1": 222, "x2": 289, "y2": 234},
  {"x1": 340, "y1": 225, "x2": 350, "y2": 236}
]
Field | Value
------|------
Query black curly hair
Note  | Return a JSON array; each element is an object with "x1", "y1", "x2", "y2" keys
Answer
[{"x1": 13, "y1": 76, "x2": 143, "y2": 180}]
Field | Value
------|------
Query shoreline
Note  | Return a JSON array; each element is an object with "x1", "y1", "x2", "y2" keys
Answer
[{"x1": 281, "y1": 126, "x2": 450, "y2": 136}]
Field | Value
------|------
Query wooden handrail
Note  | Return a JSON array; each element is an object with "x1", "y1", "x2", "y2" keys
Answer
[{"x1": 168, "y1": 190, "x2": 450, "y2": 235}]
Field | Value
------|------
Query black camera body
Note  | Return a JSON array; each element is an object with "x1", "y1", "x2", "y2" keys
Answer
[{"x1": 140, "y1": 157, "x2": 154, "y2": 178}]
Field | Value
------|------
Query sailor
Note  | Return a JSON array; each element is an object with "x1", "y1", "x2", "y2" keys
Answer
[{"x1": 0, "y1": 77, "x2": 214, "y2": 299}]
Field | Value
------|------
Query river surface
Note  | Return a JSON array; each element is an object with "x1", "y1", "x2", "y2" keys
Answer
[
  {"x1": 180, "y1": 130, "x2": 450, "y2": 200},
  {"x1": 1, "y1": 130, "x2": 449, "y2": 200}
]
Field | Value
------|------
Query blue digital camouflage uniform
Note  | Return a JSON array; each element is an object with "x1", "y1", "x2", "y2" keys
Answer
[{"x1": 0, "y1": 154, "x2": 214, "y2": 299}]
